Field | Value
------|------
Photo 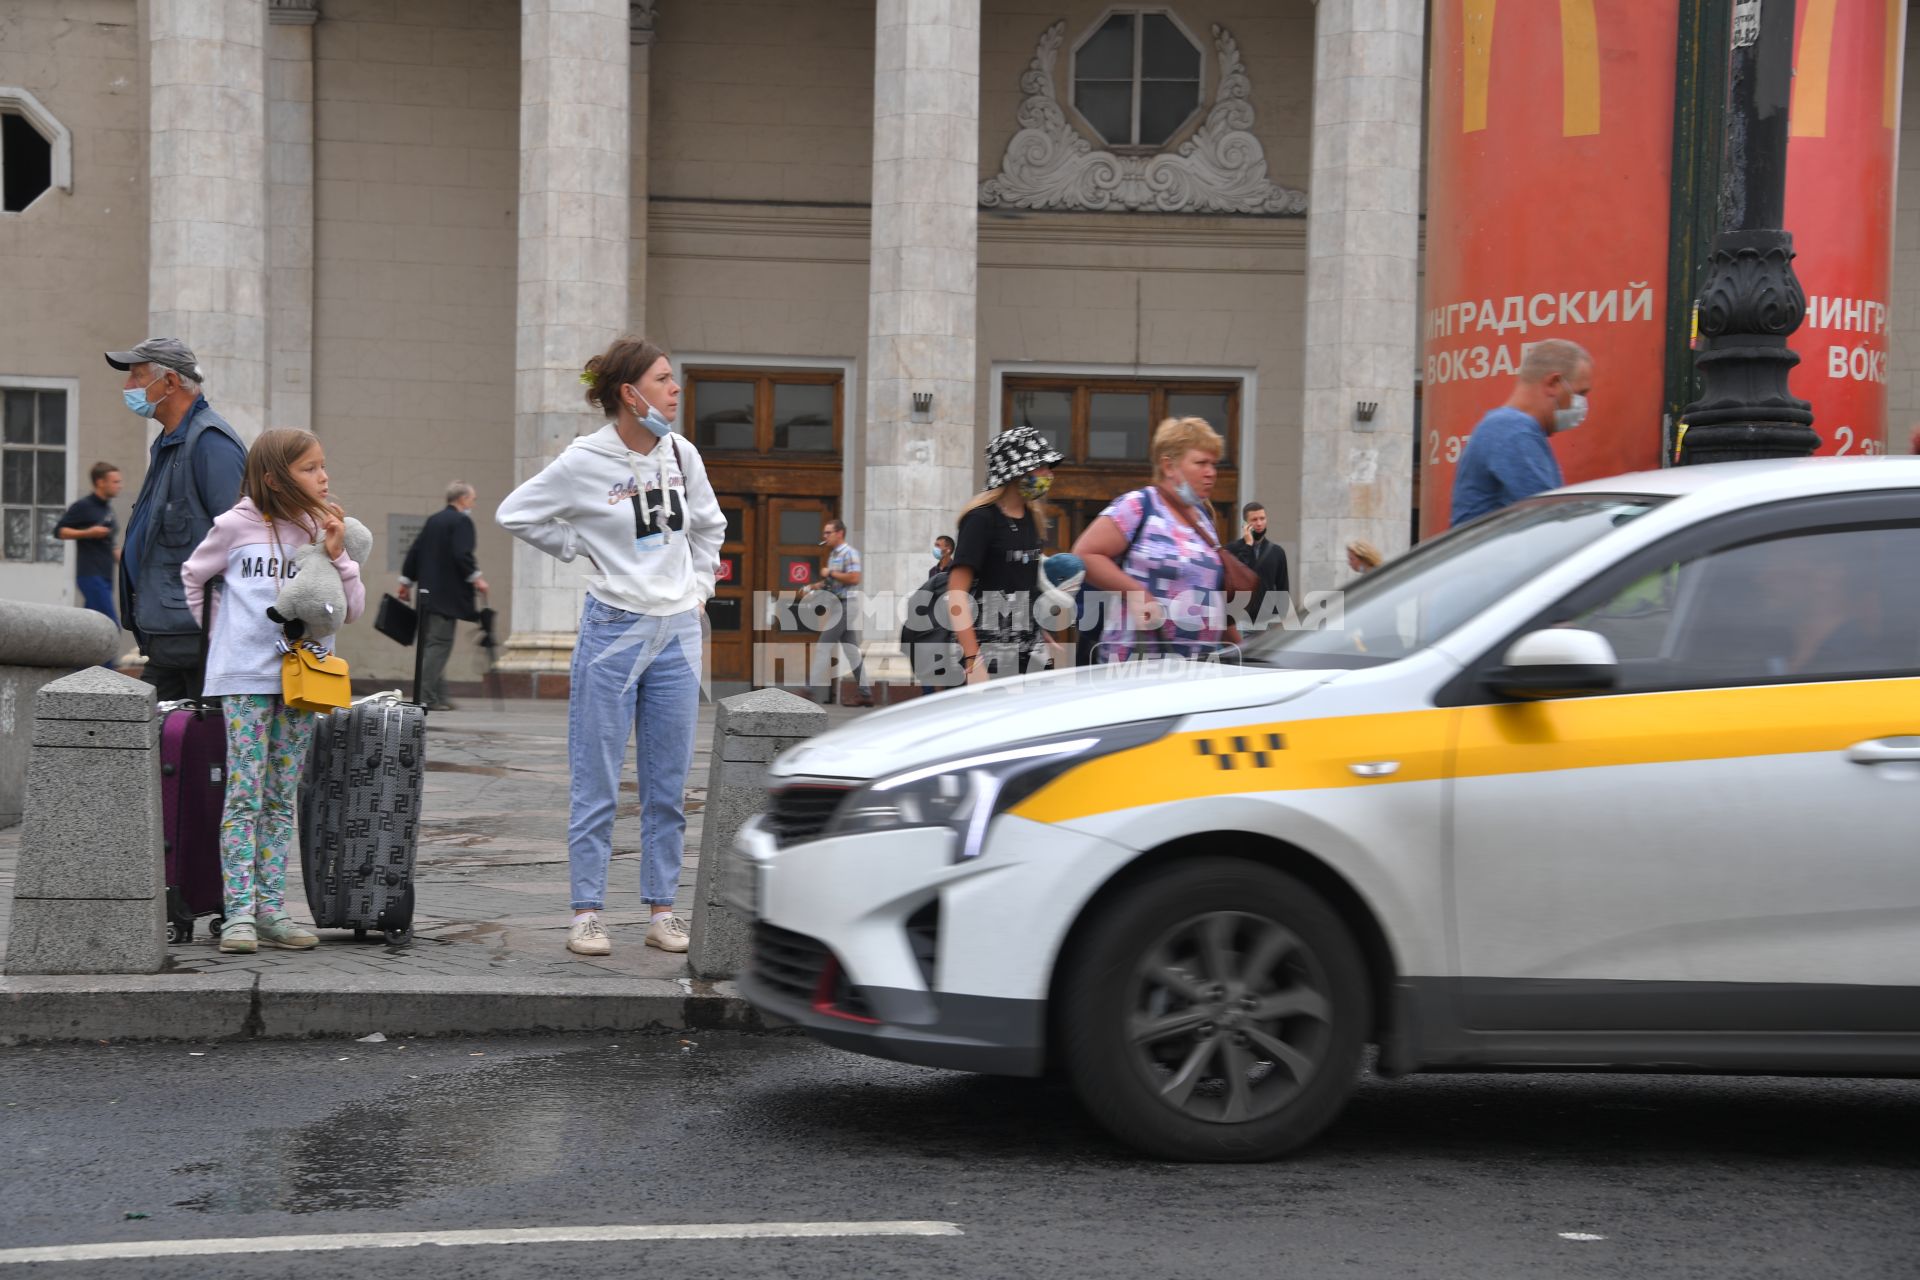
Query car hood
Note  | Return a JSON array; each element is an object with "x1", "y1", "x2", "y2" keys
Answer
[{"x1": 769, "y1": 662, "x2": 1341, "y2": 783}]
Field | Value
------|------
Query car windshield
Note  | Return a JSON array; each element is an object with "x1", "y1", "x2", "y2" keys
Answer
[{"x1": 1244, "y1": 494, "x2": 1665, "y2": 668}]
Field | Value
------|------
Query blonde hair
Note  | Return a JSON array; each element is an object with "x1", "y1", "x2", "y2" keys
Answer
[
  {"x1": 960, "y1": 485, "x2": 1052, "y2": 540},
  {"x1": 1519, "y1": 338, "x2": 1590, "y2": 383},
  {"x1": 1150, "y1": 416, "x2": 1225, "y2": 540},
  {"x1": 1346, "y1": 539, "x2": 1382, "y2": 570},
  {"x1": 1151, "y1": 416, "x2": 1224, "y2": 480}
]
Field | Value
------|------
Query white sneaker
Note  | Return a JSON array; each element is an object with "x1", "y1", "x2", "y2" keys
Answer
[
  {"x1": 567, "y1": 914, "x2": 611, "y2": 956},
  {"x1": 219, "y1": 919, "x2": 257, "y2": 954},
  {"x1": 646, "y1": 913, "x2": 690, "y2": 953}
]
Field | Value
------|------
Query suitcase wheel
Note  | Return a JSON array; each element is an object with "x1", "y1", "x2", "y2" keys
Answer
[
  {"x1": 208, "y1": 916, "x2": 224, "y2": 939},
  {"x1": 378, "y1": 886, "x2": 415, "y2": 947},
  {"x1": 166, "y1": 919, "x2": 192, "y2": 944}
]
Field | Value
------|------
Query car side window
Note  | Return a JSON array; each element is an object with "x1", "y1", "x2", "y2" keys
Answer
[{"x1": 1563, "y1": 523, "x2": 1920, "y2": 692}]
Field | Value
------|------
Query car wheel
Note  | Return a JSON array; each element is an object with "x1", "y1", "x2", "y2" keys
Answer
[{"x1": 1059, "y1": 857, "x2": 1370, "y2": 1162}]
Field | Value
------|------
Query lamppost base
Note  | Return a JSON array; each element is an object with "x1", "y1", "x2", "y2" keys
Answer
[{"x1": 1680, "y1": 228, "x2": 1816, "y2": 465}]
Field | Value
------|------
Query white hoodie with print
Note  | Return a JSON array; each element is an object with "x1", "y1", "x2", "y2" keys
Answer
[{"x1": 496, "y1": 423, "x2": 726, "y2": 617}]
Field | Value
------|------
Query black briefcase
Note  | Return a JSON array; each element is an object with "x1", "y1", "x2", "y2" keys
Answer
[{"x1": 374, "y1": 593, "x2": 418, "y2": 646}]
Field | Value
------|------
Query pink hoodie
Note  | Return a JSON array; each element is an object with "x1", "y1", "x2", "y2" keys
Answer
[{"x1": 182, "y1": 497, "x2": 366, "y2": 698}]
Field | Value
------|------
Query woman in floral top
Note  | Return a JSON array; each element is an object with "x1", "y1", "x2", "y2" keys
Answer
[{"x1": 1072, "y1": 417, "x2": 1241, "y2": 663}]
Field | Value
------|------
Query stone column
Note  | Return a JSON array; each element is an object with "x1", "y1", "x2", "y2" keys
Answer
[
  {"x1": 267, "y1": 0, "x2": 317, "y2": 431},
  {"x1": 688, "y1": 688, "x2": 826, "y2": 979},
  {"x1": 862, "y1": 0, "x2": 981, "y2": 618},
  {"x1": 148, "y1": 0, "x2": 270, "y2": 442},
  {"x1": 6, "y1": 669, "x2": 165, "y2": 976},
  {"x1": 630, "y1": 2, "x2": 653, "y2": 323},
  {"x1": 1296, "y1": 0, "x2": 1425, "y2": 595},
  {"x1": 496, "y1": 0, "x2": 632, "y2": 685}
]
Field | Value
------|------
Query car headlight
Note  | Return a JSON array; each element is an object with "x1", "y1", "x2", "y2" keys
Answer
[{"x1": 826, "y1": 719, "x2": 1173, "y2": 859}]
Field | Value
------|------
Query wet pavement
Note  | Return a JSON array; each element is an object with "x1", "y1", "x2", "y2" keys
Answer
[
  {"x1": 3, "y1": 1033, "x2": 1918, "y2": 1278},
  {"x1": 0, "y1": 698, "x2": 859, "y2": 990}
]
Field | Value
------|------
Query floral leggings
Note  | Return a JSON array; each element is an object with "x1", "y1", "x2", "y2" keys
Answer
[{"x1": 219, "y1": 695, "x2": 315, "y2": 924}]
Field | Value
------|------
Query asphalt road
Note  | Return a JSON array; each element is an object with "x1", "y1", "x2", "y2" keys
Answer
[{"x1": 3, "y1": 1033, "x2": 1917, "y2": 1279}]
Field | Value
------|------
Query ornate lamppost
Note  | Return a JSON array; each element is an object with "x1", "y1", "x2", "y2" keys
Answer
[{"x1": 1680, "y1": 0, "x2": 1819, "y2": 464}]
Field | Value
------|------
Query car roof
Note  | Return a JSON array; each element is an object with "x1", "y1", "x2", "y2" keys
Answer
[{"x1": 1555, "y1": 456, "x2": 1920, "y2": 504}]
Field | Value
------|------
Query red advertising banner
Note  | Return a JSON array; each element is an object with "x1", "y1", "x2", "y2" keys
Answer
[
  {"x1": 1786, "y1": 0, "x2": 1905, "y2": 456},
  {"x1": 1420, "y1": 0, "x2": 1680, "y2": 536}
]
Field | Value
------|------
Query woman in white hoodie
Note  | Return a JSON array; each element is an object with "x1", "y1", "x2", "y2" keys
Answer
[{"x1": 497, "y1": 338, "x2": 726, "y2": 957}]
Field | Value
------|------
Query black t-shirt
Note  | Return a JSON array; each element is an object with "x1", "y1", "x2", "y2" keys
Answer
[
  {"x1": 56, "y1": 493, "x2": 116, "y2": 580},
  {"x1": 954, "y1": 503, "x2": 1042, "y2": 638}
]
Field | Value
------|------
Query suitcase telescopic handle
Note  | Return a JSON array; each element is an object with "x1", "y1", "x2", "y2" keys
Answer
[{"x1": 412, "y1": 585, "x2": 429, "y2": 708}]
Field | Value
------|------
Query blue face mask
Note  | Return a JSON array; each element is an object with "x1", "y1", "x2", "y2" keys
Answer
[
  {"x1": 645, "y1": 406, "x2": 678, "y2": 436},
  {"x1": 122, "y1": 376, "x2": 163, "y2": 420},
  {"x1": 1173, "y1": 480, "x2": 1202, "y2": 507}
]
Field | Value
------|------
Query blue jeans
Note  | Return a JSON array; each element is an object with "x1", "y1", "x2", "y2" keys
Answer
[
  {"x1": 567, "y1": 596, "x2": 703, "y2": 911},
  {"x1": 77, "y1": 576, "x2": 118, "y2": 668},
  {"x1": 77, "y1": 574, "x2": 117, "y2": 623}
]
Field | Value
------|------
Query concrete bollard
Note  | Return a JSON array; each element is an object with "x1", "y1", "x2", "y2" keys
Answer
[
  {"x1": 4, "y1": 668, "x2": 165, "y2": 975},
  {"x1": 688, "y1": 688, "x2": 827, "y2": 979},
  {"x1": 0, "y1": 599, "x2": 122, "y2": 829}
]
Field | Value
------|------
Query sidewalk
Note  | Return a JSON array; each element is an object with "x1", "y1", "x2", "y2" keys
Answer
[{"x1": 0, "y1": 697, "x2": 859, "y2": 1043}]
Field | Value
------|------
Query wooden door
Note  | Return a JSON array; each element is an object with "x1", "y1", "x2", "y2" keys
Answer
[
  {"x1": 707, "y1": 500, "x2": 753, "y2": 683},
  {"x1": 756, "y1": 496, "x2": 836, "y2": 689}
]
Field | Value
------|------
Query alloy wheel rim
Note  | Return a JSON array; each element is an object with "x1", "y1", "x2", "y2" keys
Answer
[{"x1": 1124, "y1": 910, "x2": 1334, "y2": 1124}]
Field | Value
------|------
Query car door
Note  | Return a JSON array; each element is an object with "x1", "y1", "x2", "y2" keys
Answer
[{"x1": 1447, "y1": 492, "x2": 1920, "y2": 1034}]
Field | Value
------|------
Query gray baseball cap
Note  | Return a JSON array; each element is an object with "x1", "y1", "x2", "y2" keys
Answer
[{"x1": 104, "y1": 337, "x2": 203, "y2": 380}]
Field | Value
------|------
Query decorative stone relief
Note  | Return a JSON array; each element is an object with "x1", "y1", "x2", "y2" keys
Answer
[
  {"x1": 268, "y1": 0, "x2": 318, "y2": 24},
  {"x1": 630, "y1": 0, "x2": 656, "y2": 44},
  {"x1": 980, "y1": 20, "x2": 1306, "y2": 216}
]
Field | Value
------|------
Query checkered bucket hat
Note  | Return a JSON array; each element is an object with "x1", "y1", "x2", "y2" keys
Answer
[{"x1": 984, "y1": 425, "x2": 1065, "y2": 490}]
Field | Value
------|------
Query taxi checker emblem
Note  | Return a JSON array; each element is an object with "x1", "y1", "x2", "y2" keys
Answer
[{"x1": 1193, "y1": 733, "x2": 1286, "y2": 770}]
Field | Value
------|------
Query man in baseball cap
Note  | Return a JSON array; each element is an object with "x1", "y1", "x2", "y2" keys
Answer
[{"x1": 106, "y1": 337, "x2": 246, "y2": 700}]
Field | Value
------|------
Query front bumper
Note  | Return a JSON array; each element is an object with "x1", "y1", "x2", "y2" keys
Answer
[
  {"x1": 737, "y1": 927, "x2": 1046, "y2": 1076},
  {"x1": 728, "y1": 811, "x2": 1139, "y2": 1077}
]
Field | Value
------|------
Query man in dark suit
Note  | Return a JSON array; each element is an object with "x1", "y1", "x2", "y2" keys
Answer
[
  {"x1": 399, "y1": 481, "x2": 487, "y2": 711},
  {"x1": 1226, "y1": 501, "x2": 1290, "y2": 633}
]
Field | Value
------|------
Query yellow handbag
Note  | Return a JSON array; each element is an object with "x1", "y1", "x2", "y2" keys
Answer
[{"x1": 282, "y1": 642, "x2": 351, "y2": 713}]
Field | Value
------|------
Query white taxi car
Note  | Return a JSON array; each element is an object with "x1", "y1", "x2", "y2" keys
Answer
[{"x1": 730, "y1": 459, "x2": 1920, "y2": 1161}]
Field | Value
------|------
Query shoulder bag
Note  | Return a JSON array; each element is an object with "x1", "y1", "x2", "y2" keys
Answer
[{"x1": 283, "y1": 640, "x2": 351, "y2": 714}]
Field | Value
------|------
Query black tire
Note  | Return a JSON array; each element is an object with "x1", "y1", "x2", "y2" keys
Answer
[
  {"x1": 166, "y1": 920, "x2": 190, "y2": 945},
  {"x1": 208, "y1": 916, "x2": 223, "y2": 939},
  {"x1": 1058, "y1": 857, "x2": 1370, "y2": 1162}
]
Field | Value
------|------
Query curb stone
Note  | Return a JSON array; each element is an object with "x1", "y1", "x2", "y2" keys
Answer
[{"x1": 0, "y1": 975, "x2": 771, "y2": 1044}]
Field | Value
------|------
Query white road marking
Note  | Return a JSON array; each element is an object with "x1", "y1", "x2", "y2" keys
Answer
[
  {"x1": 0, "y1": 1221, "x2": 964, "y2": 1266},
  {"x1": 1558, "y1": 1232, "x2": 1608, "y2": 1242}
]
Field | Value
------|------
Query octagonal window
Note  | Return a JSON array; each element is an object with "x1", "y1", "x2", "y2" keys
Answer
[
  {"x1": 0, "y1": 89, "x2": 70, "y2": 214},
  {"x1": 1072, "y1": 10, "x2": 1203, "y2": 150}
]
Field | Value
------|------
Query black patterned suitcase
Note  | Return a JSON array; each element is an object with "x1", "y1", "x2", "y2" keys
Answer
[{"x1": 299, "y1": 694, "x2": 426, "y2": 943}]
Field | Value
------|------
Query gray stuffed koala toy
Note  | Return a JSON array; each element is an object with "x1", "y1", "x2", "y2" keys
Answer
[{"x1": 266, "y1": 517, "x2": 372, "y2": 643}]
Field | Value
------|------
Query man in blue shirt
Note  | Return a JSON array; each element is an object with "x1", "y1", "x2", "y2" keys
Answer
[
  {"x1": 106, "y1": 338, "x2": 247, "y2": 701},
  {"x1": 1450, "y1": 338, "x2": 1594, "y2": 527}
]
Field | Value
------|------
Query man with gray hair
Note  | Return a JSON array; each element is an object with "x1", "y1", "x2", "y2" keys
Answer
[
  {"x1": 399, "y1": 480, "x2": 488, "y2": 710},
  {"x1": 1450, "y1": 338, "x2": 1594, "y2": 526},
  {"x1": 107, "y1": 337, "x2": 245, "y2": 700}
]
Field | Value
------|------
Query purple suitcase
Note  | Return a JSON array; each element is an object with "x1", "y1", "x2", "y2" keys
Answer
[{"x1": 161, "y1": 704, "x2": 227, "y2": 943}]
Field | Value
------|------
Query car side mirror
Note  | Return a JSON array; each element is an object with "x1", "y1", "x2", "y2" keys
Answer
[{"x1": 1485, "y1": 628, "x2": 1618, "y2": 700}]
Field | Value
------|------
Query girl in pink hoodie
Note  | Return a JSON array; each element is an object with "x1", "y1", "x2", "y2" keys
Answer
[{"x1": 182, "y1": 428, "x2": 365, "y2": 955}]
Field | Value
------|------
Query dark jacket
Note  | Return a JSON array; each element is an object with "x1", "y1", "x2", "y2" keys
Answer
[
  {"x1": 120, "y1": 399, "x2": 245, "y2": 666},
  {"x1": 1226, "y1": 535, "x2": 1290, "y2": 625},
  {"x1": 402, "y1": 504, "x2": 481, "y2": 620}
]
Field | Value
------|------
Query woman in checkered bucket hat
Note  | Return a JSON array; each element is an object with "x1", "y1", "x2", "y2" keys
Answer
[{"x1": 945, "y1": 425, "x2": 1068, "y2": 685}]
